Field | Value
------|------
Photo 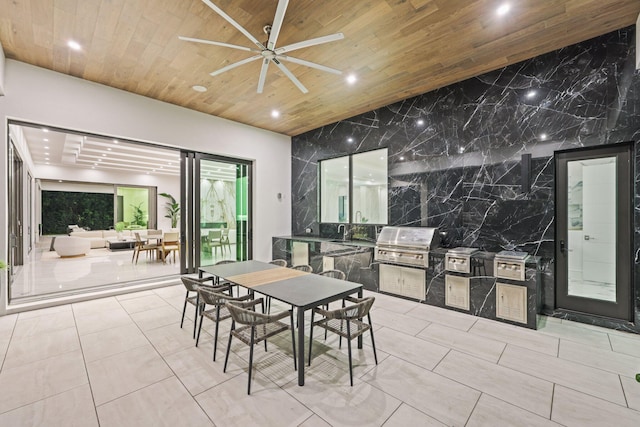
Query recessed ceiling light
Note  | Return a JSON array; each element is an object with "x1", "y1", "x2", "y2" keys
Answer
[
  {"x1": 113, "y1": 139, "x2": 119, "y2": 144},
  {"x1": 399, "y1": 156, "x2": 405, "y2": 161},
  {"x1": 102, "y1": 154, "x2": 107, "y2": 157},
  {"x1": 44, "y1": 146, "x2": 49, "y2": 149},
  {"x1": 540, "y1": 133, "x2": 548, "y2": 140},
  {"x1": 42, "y1": 128, "x2": 49, "y2": 133},
  {"x1": 271, "y1": 110, "x2": 280, "y2": 118},
  {"x1": 43, "y1": 138, "x2": 49, "y2": 142},
  {"x1": 347, "y1": 137, "x2": 354, "y2": 143},
  {"x1": 417, "y1": 119, "x2": 424, "y2": 126},
  {"x1": 192, "y1": 85, "x2": 207, "y2": 92},
  {"x1": 58, "y1": 180, "x2": 63, "y2": 183},
  {"x1": 107, "y1": 148, "x2": 112, "y2": 151},
  {"x1": 93, "y1": 163, "x2": 98, "y2": 166},
  {"x1": 98, "y1": 159, "x2": 102, "y2": 162},
  {"x1": 526, "y1": 90, "x2": 537, "y2": 99},
  {"x1": 45, "y1": 158, "x2": 49, "y2": 161},
  {"x1": 496, "y1": 3, "x2": 511, "y2": 16},
  {"x1": 346, "y1": 74, "x2": 357, "y2": 84},
  {"x1": 67, "y1": 40, "x2": 82, "y2": 51}
]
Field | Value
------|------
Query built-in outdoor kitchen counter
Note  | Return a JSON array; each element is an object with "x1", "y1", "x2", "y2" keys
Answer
[
  {"x1": 272, "y1": 234, "x2": 541, "y2": 330},
  {"x1": 272, "y1": 236, "x2": 378, "y2": 291},
  {"x1": 428, "y1": 248, "x2": 541, "y2": 330}
]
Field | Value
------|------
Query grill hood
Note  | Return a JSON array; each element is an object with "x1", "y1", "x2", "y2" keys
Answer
[{"x1": 376, "y1": 226, "x2": 440, "y2": 251}]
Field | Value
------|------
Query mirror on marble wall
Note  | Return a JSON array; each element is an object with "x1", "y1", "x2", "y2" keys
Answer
[
  {"x1": 320, "y1": 156, "x2": 349, "y2": 223},
  {"x1": 352, "y1": 149, "x2": 388, "y2": 224}
]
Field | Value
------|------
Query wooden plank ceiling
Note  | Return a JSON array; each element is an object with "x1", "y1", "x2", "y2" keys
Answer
[{"x1": 1, "y1": 0, "x2": 639, "y2": 136}]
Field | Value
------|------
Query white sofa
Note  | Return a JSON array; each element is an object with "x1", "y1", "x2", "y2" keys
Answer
[
  {"x1": 70, "y1": 229, "x2": 149, "y2": 249},
  {"x1": 54, "y1": 236, "x2": 91, "y2": 257}
]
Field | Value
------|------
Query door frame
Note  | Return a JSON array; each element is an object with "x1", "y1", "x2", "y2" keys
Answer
[
  {"x1": 181, "y1": 151, "x2": 253, "y2": 274},
  {"x1": 554, "y1": 142, "x2": 634, "y2": 321}
]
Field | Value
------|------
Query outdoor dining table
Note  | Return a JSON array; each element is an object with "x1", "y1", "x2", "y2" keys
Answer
[{"x1": 199, "y1": 260, "x2": 363, "y2": 386}]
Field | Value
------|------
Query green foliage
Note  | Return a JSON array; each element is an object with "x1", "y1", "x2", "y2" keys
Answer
[
  {"x1": 0, "y1": 260, "x2": 6, "y2": 270},
  {"x1": 131, "y1": 203, "x2": 146, "y2": 226},
  {"x1": 159, "y1": 192, "x2": 180, "y2": 228},
  {"x1": 115, "y1": 222, "x2": 125, "y2": 232},
  {"x1": 42, "y1": 191, "x2": 114, "y2": 234}
]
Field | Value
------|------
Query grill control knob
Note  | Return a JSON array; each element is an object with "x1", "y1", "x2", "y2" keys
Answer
[
  {"x1": 511, "y1": 265, "x2": 517, "y2": 270},
  {"x1": 501, "y1": 263, "x2": 507, "y2": 269}
]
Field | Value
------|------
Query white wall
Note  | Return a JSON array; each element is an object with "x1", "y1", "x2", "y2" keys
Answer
[{"x1": 0, "y1": 60, "x2": 293, "y2": 312}]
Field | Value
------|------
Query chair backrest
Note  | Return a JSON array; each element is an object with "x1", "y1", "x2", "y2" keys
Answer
[
  {"x1": 197, "y1": 286, "x2": 232, "y2": 306},
  {"x1": 164, "y1": 232, "x2": 179, "y2": 244},
  {"x1": 226, "y1": 299, "x2": 270, "y2": 326},
  {"x1": 221, "y1": 228, "x2": 229, "y2": 238},
  {"x1": 209, "y1": 230, "x2": 222, "y2": 240},
  {"x1": 318, "y1": 269, "x2": 345, "y2": 280},
  {"x1": 333, "y1": 297, "x2": 375, "y2": 321},
  {"x1": 269, "y1": 259, "x2": 287, "y2": 267},
  {"x1": 148, "y1": 229, "x2": 162, "y2": 236},
  {"x1": 181, "y1": 276, "x2": 201, "y2": 292},
  {"x1": 134, "y1": 232, "x2": 143, "y2": 243},
  {"x1": 292, "y1": 264, "x2": 313, "y2": 273}
]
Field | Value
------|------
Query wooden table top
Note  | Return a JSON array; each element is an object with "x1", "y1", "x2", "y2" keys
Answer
[{"x1": 226, "y1": 267, "x2": 309, "y2": 288}]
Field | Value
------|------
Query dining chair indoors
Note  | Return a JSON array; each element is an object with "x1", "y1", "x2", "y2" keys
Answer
[
  {"x1": 132, "y1": 232, "x2": 158, "y2": 264},
  {"x1": 220, "y1": 227, "x2": 232, "y2": 254},
  {"x1": 224, "y1": 298, "x2": 297, "y2": 395},
  {"x1": 308, "y1": 296, "x2": 378, "y2": 386},
  {"x1": 159, "y1": 231, "x2": 180, "y2": 263},
  {"x1": 208, "y1": 230, "x2": 223, "y2": 257}
]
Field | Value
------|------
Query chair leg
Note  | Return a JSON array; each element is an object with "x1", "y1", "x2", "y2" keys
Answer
[
  {"x1": 290, "y1": 310, "x2": 297, "y2": 371},
  {"x1": 213, "y1": 307, "x2": 221, "y2": 361},
  {"x1": 180, "y1": 291, "x2": 189, "y2": 328},
  {"x1": 346, "y1": 321, "x2": 353, "y2": 386},
  {"x1": 223, "y1": 325, "x2": 234, "y2": 372},
  {"x1": 248, "y1": 326, "x2": 255, "y2": 395},
  {"x1": 368, "y1": 314, "x2": 378, "y2": 364},
  {"x1": 196, "y1": 313, "x2": 204, "y2": 347},
  {"x1": 193, "y1": 294, "x2": 200, "y2": 339},
  {"x1": 308, "y1": 310, "x2": 315, "y2": 367}
]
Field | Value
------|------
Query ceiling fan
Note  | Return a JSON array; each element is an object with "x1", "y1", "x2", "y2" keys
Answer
[{"x1": 179, "y1": 0, "x2": 344, "y2": 94}]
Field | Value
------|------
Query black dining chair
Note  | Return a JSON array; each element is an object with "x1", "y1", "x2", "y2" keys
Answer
[
  {"x1": 224, "y1": 298, "x2": 297, "y2": 395},
  {"x1": 308, "y1": 296, "x2": 378, "y2": 386}
]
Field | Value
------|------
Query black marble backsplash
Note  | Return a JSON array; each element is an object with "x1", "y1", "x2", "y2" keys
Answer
[{"x1": 291, "y1": 27, "x2": 640, "y2": 331}]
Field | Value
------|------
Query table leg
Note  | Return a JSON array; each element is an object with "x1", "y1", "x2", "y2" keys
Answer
[
  {"x1": 297, "y1": 307, "x2": 305, "y2": 386},
  {"x1": 358, "y1": 288, "x2": 363, "y2": 349}
]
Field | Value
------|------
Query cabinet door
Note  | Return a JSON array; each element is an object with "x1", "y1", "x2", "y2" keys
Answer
[
  {"x1": 400, "y1": 266, "x2": 426, "y2": 300},
  {"x1": 292, "y1": 241, "x2": 309, "y2": 267},
  {"x1": 445, "y1": 275, "x2": 470, "y2": 310},
  {"x1": 379, "y1": 264, "x2": 402, "y2": 294},
  {"x1": 496, "y1": 283, "x2": 527, "y2": 324}
]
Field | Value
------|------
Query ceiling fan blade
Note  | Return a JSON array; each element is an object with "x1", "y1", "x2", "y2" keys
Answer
[
  {"x1": 278, "y1": 55, "x2": 342, "y2": 75},
  {"x1": 257, "y1": 58, "x2": 270, "y2": 93},
  {"x1": 178, "y1": 36, "x2": 259, "y2": 52},
  {"x1": 275, "y1": 32, "x2": 344, "y2": 54},
  {"x1": 272, "y1": 59, "x2": 308, "y2": 93},
  {"x1": 201, "y1": 0, "x2": 265, "y2": 50},
  {"x1": 267, "y1": 0, "x2": 289, "y2": 50},
  {"x1": 210, "y1": 55, "x2": 262, "y2": 77}
]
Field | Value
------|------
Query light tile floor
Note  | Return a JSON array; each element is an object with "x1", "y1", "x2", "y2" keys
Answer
[{"x1": 0, "y1": 284, "x2": 639, "y2": 426}]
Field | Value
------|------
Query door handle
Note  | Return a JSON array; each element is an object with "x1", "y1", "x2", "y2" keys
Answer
[{"x1": 559, "y1": 240, "x2": 565, "y2": 253}]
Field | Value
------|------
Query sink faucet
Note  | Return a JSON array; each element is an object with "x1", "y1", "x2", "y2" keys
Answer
[{"x1": 337, "y1": 224, "x2": 348, "y2": 241}]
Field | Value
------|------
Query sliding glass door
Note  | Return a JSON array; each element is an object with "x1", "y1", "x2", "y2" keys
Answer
[{"x1": 181, "y1": 152, "x2": 252, "y2": 273}]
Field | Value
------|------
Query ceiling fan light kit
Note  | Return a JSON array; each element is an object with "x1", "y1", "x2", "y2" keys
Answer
[{"x1": 179, "y1": 0, "x2": 344, "y2": 94}]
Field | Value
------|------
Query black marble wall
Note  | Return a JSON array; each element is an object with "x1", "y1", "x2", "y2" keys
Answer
[{"x1": 291, "y1": 27, "x2": 640, "y2": 332}]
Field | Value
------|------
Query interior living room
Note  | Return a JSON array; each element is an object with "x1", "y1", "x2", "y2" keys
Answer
[
  {"x1": 9, "y1": 122, "x2": 245, "y2": 302},
  {"x1": 1, "y1": 1, "x2": 640, "y2": 426}
]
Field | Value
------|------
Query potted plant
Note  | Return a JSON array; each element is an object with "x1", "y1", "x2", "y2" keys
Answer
[
  {"x1": 130, "y1": 203, "x2": 146, "y2": 227},
  {"x1": 115, "y1": 222, "x2": 125, "y2": 239},
  {"x1": 159, "y1": 193, "x2": 180, "y2": 229}
]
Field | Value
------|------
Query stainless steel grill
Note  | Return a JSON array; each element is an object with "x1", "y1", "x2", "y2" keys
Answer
[
  {"x1": 374, "y1": 226, "x2": 440, "y2": 268},
  {"x1": 494, "y1": 250, "x2": 529, "y2": 281},
  {"x1": 445, "y1": 247, "x2": 480, "y2": 274}
]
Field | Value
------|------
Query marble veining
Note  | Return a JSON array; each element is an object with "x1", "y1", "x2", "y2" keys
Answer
[{"x1": 292, "y1": 27, "x2": 640, "y2": 332}]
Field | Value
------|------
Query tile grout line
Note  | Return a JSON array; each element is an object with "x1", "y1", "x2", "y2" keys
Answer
[
  {"x1": 462, "y1": 392, "x2": 482, "y2": 426},
  {"x1": 0, "y1": 316, "x2": 19, "y2": 373}
]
